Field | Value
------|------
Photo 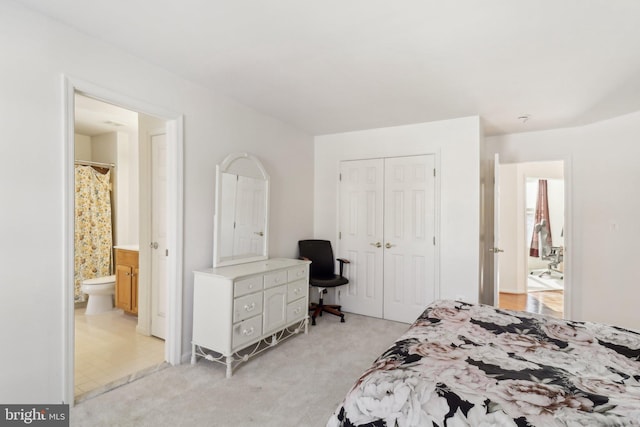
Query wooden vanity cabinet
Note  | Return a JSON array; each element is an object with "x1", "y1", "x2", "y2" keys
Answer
[{"x1": 115, "y1": 248, "x2": 139, "y2": 315}]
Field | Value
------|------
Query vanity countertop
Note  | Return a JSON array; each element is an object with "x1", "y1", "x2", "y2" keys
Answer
[{"x1": 114, "y1": 244, "x2": 139, "y2": 252}]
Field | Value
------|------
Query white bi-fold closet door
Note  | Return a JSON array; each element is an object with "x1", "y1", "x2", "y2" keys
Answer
[{"x1": 338, "y1": 155, "x2": 436, "y2": 323}]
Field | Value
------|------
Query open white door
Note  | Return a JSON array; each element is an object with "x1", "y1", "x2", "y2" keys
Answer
[
  {"x1": 491, "y1": 153, "x2": 503, "y2": 306},
  {"x1": 150, "y1": 132, "x2": 167, "y2": 339}
]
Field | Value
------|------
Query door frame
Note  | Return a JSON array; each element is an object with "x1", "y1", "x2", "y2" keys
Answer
[
  {"x1": 62, "y1": 76, "x2": 184, "y2": 404},
  {"x1": 492, "y1": 157, "x2": 572, "y2": 320}
]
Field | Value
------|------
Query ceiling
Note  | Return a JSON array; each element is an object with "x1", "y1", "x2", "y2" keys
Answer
[
  {"x1": 17, "y1": 0, "x2": 640, "y2": 136},
  {"x1": 75, "y1": 94, "x2": 138, "y2": 136}
]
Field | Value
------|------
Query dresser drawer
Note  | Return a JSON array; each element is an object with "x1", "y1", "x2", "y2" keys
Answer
[
  {"x1": 264, "y1": 270, "x2": 288, "y2": 289},
  {"x1": 287, "y1": 266, "x2": 308, "y2": 282},
  {"x1": 287, "y1": 299, "x2": 307, "y2": 323},
  {"x1": 234, "y1": 276, "x2": 263, "y2": 297},
  {"x1": 233, "y1": 292, "x2": 263, "y2": 323},
  {"x1": 287, "y1": 279, "x2": 306, "y2": 303},
  {"x1": 232, "y1": 316, "x2": 262, "y2": 348}
]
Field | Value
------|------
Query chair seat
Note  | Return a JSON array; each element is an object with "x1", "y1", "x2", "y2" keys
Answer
[{"x1": 310, "y1": 275, "x2": 348, "y2": 288}]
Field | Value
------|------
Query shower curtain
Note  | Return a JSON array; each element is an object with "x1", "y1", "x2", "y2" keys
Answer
[{"x1": 74, "y1": 165, "x2": 113, "y2": 302}]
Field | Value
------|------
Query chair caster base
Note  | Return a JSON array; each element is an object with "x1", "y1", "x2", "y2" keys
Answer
[{"x1": 340, "y1": 316, "x2": 345, "y2": 323}]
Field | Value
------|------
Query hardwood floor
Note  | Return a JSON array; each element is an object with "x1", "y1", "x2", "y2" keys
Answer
[{"x1": 499, "y1": 290, "x2": 564, "y2": 318}]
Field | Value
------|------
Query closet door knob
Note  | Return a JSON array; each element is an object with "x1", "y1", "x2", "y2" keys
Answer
[
  {"x1": 370, "y1": 242, "x2": 382, "y2": 248},
  {"x1": 150, "y1": 242, "x2": 159, "y2": 249},
  {"x1": 385, "y1": 242, "x2": 395, "y2": 249}
]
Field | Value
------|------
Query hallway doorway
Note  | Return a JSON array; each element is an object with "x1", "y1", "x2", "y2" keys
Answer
[{"x1": 495, "y1": 160, "x2": 566, "y2": 318}]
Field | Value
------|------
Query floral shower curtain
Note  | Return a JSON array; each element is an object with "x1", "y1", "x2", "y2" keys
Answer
[
  {"x1": 74, "y1": 165, "x2": 113, "y2": 301},
  {"x1": 529, "y1": 179, "x2": 553, "y2": 257}
]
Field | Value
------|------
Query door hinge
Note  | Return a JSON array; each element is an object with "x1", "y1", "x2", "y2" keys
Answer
[
  {"x1": 433, "y1": 236, "x2": 436, "y2": 245},
  {"x1": 165, "y1": 249, "x2": 169, "y2": 256},
  {"x1": 433, "y1": 168, "x2": 436, "y2": 177},
  {"x1": 339, "y1": 173, "x2": 342, "y2": 181},
  {"x1": 339, "y1": 231, "x2": 342, "y2": 239}
]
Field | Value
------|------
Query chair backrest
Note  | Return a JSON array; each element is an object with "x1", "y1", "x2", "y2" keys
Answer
[
  {"x1": 537, "y1": 219, "x2": 552, "y2": 259},
  {"x1": 298, "y1": 240, "x2": 335, "y2": 278}
]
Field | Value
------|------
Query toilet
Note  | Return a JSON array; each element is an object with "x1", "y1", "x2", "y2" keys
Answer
[{"x1": 81, "y1": 275, "x2": 116, "y2": 315}]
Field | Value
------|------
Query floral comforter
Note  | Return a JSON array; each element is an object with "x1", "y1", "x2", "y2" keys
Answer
[{"x1": 328, "y1": 300, "x2": 640, "y2": 426}]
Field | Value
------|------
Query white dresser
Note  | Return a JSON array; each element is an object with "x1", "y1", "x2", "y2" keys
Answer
[{"x1": 191, "y1": 258, "x2": 310, "y2": 377}]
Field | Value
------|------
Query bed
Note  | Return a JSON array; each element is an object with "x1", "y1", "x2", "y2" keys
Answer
[{"x1": 328, "y1": 300, "x2": 640, "y2": 426}]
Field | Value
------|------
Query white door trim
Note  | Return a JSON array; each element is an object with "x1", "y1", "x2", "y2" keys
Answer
[
  {"x1": 62, "y1": 76, "x2": 184, "y2": 404},
  {"x1": 491, "y1": 157, "x2": 572, "y2": 321}
]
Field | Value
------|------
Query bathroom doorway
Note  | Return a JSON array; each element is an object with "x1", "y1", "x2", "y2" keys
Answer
[
  {"x1": 64, "y1": 79, "x2": 184, "y2": 405},
  {"x1": 73, "y1": 93, "x2": 167, "y2": 401}
]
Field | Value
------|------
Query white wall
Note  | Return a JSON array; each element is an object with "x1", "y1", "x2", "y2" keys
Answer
[
  {"x1": 74, "y1": 133, "x2": 92, "y2": 159},
  {"x1": 0, "y1": 2, "x2": 313, "y2": 403},
  {"x1": 314, "y1": 116, "x2": 481, "y2": 304},
  {"x1": 115, "y1": 129, "x2": 139, "y2": 246},
  {"x1": 486, "y1": 111, "x2": 640, "y2": 331}
]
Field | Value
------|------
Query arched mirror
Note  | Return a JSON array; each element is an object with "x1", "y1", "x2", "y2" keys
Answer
[{"x1": 213, "y1": 152, "x2": 269, "y2": 267}]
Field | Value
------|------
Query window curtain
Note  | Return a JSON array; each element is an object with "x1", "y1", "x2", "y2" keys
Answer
[
  {"x1": 529, "y1": 179, "x2": 553, "y2": 257},
  {"x1": 74, "y1": 165, "x2": 113, "y2": 301}
]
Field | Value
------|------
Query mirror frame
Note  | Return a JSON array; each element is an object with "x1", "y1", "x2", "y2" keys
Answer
[{"x1": 213, "y1": 152, "x2": 270, "y2": 268}]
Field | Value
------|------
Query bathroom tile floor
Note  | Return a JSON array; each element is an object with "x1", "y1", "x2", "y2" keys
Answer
[{"x1": 74, "y1": 307, "x2": 165, "y2": 400}]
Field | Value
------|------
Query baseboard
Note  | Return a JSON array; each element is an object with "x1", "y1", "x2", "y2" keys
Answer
[{"x1": 499, "y1": 288, "x2": 525, "y2": 294}]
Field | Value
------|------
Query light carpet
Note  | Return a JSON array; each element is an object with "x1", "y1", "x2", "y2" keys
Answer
[{"x1": 70, "y1": 312, "x2": 409, "y2": 427}]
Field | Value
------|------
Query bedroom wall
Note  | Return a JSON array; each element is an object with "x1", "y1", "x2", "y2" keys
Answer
[
  {"x1": 485, "y1": 111, "x2": 640, "y2": 331},
  {"x1": 0, "y1": 1, "x2": 314, "y2": 403},
  {"x1": 314, "y1": 117, "x2": 481, "y2": 305}
]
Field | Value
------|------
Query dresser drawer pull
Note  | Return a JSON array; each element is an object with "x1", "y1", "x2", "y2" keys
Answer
[
  {"x1": 242, "y1": 327, "x2": 255, "y2": 336},
  {"x1": 293, "y1": 307, "x2": 301, "y2": 315},
  {"x1": 244, "y1": 303, "x2": 256, "y2": 312},
  {"x1": 293, "y1": 287, "x2": 301, "y2": 294}
]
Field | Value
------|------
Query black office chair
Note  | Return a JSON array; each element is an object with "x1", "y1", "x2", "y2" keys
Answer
[{"x1": 298, "y1": 240, "x2": 349, "y2": 325}]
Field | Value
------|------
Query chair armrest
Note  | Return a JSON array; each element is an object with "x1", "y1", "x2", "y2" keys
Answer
[{"x1": 337, "y1": 258, "x2": 350, "y2": 277}]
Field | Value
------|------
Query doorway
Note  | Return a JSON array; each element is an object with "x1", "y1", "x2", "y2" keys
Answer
[
  {"x1": 63, "y1": 77, "x2": 184, "y2": 405},
  {"x1": 496, "y1": 161, "x2": 565, "y2": 318},
  {"x1": 73, "y1": 94, "x2": 168, "y2": 400}
]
